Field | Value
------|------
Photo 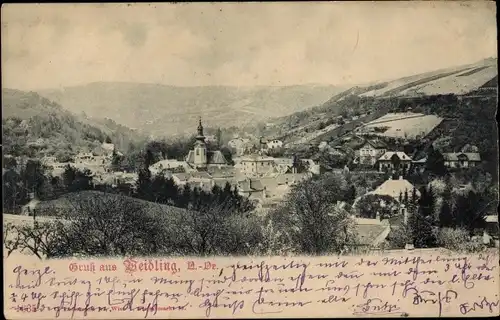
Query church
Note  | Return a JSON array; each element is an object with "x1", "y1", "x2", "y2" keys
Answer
[{"x1": 185, "y1": 118, "x2": 229, "y2": 169}]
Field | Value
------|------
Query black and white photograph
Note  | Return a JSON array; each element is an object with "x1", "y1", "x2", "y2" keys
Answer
[{"x1": 2, "y1": 2, "x2": 498, "y2": 261}]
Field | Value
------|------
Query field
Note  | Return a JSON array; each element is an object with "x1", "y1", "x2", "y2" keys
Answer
[{"x1": 358, "y1": 112, "x2": 443, "y2": 139}]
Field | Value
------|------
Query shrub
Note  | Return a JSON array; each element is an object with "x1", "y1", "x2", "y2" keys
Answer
[{"x1": 437, "y1": 228, "x2": 485, "y2": 253}]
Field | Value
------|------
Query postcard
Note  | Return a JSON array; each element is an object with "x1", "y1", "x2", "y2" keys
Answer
[{"x1": 2, "y1": 2, "x2": 499, "y2": 319}]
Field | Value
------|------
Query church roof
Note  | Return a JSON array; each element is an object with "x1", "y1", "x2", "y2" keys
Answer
[{"x1": 185, "y1": 150, "x2": 228, "y2": 165}]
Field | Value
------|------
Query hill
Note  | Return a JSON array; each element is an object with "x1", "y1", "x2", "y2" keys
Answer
[
  {"x1": 253, "y1": 58, "x2": 497, "y2": 143},
  {"x1": 2, "y1": 89, "x2": 146, "y2": 160},
  {"x1": 37, "y1": 83, "x2": 346, "y2": 138}
]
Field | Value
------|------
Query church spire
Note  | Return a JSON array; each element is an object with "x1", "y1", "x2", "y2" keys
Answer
[{"x1": 197, "y1": 116, "x2": 204, "y2": 137}]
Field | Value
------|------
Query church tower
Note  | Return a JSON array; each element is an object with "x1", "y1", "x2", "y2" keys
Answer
[{"x1": 194, "y1": 117, "x2": 207, "y2": 167}]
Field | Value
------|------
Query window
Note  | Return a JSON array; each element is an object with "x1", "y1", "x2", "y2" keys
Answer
[{"x1": 196, "y1": 149, "x2": 199, "y2": 156}]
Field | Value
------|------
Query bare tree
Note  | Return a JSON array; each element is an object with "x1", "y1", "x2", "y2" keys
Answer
[
  {"x1": 60, "y1": 191, "x2": 168, "y2": 257},
  {"x1": 269, "y1": 173, "x2": 357, "y2": 255}
]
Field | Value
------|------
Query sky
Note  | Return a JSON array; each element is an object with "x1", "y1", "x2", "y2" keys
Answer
[{"x1": 1, "y1": 2, "x2": 497, "y2": 90}]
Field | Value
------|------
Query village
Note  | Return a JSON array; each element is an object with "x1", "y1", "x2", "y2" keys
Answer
[{"x1": 12, "y1": 108, "x2": 497, "y2": 252}]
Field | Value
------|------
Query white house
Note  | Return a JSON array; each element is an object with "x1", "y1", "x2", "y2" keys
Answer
[
  {"x1": 378, "y1": 152, "x2": 412, "y2": 172},
  {"x1": 443, "y1": 152, "x2": 481, "y2": 168},
  {"x1": 266, "y1": 139, "x2": 283, "y2": 150},
  {"x1": 354, "y1": 139, "x2": 387, "y2": 166}
]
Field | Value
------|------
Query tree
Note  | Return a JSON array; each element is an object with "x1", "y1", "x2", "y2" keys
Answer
[
  {"x1": 354, "y1": 194, "x2": 399, "y2": 219},
  {"x1": 220, "y1": 147, "x2": 234, "y2": 165},
  {"x1": 269, "y1": 173, "x2": 357, "y2": 255},
  {"x1": 21, "y1": 159, "x2": 48, "y2": 198},
  {"x1": 215, "y1": 127, "x2": 222, "y2": 148},
  {"x1": 63, "y1": 165, "x2": 93, "y2": 193},
  {"x1": 165, "y1": 200, "x2": 263, "y2": 256},
  {"x1": 3, "y1": 169, "x2": 28, "y2": 211},
  {"x1": 150, "y1": 174, "x2": 179, "y2": 205},
  {"x1": 418, "y1": 185, "x2": 436, "y2": 219},
  {"x1": 136, "y1": 168, "x2": 152, "y2": 200},
  {"x1": 438, "y1": 201, "x2": 453, "y2": 228},
  {"x1": 408, "y1": 207, "x2": 437, "y2": 249},
  {"x1": 344, "y1": 185, "x2": 357, "y2": 204},
  {"x1": 57, "y1": 191, "x2": 170, "y2": 256},
  {"x1": 411, "y1": 187, "x2": 418, "y2": 204},
  {"x1": 144, "y1": 149, "x2": 155, "y2": 168},
  {"x1": 426, "y1": 145, "x2": 447, "y2": 176},
  {"x1": 453, "y1": 190, "x2": 487, "y2": 236}
]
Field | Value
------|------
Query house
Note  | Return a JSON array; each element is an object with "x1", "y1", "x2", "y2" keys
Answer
[
  {"x1": 442, "y1": 152, "x2": 481, "y2": 168},
  {"x1": 149, "y1": 159, "x2": 191, "y2": 176},
  {"x1": 185, "y1": 118, "x2": 229, "y2": 169},
  {"x1": 238, "y1": 154, "x2": 276, "y2": 177},
  {"x1": 266, "y1": 139, "x2": 283, "y2": 150},
  {"x1": 172, "y1": 171, "x2": 213, "y2": 191},
  {"x1": 237, "y1": 178, "x2": 265, "y2": 200},
  {"x1": 484, "y1": 215, "x2": 499, "y2": 247},
  {"x1": 354, "y1": 139, "x2": 387, "y2": 166},
  {"x1": 275, "y1": 172, "x2": 311, "y2": 186},
  {"x1": 369, "y1": 176, "x2": 421, "y2": 201},
  {"x1": 74, "y1": 152, "x2": 94, "y2": 164},
  {"x1": 111, "y1": 172, "x2": 138, "y2": 188},
  {"x1": 378, "y1": 152, "x2": 412, "y2": 173},
  {"x1": 353, "y1": 217, "x2": 392, "y2": 249}
]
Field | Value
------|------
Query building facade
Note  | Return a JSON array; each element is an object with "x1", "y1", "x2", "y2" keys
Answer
[{"x1": 185, "y1": 118, "x2": 229, "y2": 169}]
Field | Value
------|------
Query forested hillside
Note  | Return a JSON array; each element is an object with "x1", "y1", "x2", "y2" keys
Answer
[{"x1": 2, "y1": 89, "x2": 145, "y2": 161}]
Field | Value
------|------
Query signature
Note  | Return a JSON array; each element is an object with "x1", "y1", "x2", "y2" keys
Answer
[
  {"x1": 407, "y1": 288, "x2": 458, "y2": 317},
  {"x1": 353, "y1": 298, "x2": 405, "y2": 316},
  {"x1": 459, "y1": 296, "x2": 500, "y2": 315}
]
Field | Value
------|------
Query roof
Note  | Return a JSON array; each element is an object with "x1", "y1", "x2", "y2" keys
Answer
[
  {"x1": 240, "y1": 154, "x2": 275, "y2": 162},
  {"x1": 378, "y1": 151, "x2": 412, "y2": 161},
  {"x1": 412, "y1": 157, "x2": 427, "y2": 163},
  {"x1": 355, "y1": 224, "x2": 391, "y2": 246},
  {"x1": 485, "y1": 215, "x2": 498, "y2": 223},
  {"x1": 238, "y1": 179, "x2": 264, "y2": 192},
  {"x1": 207, "y1": 166, "x2": 236, "y2": 178},
  {"x1": 150, "y1": 159, "x2": 189, "y2": 173},
  {"x1": 208, "y1": 151, "x2": 228, "y2": 164},
  {"x1": 172, "y1": 173, "x2": 188, "y2": 182},
  {"x1": 442, "y1": 152, "x2": 481, "y2": 162},
  {"x1": 370, "y1": 178, "x2": 421, "y2": 200},
  {"x1": 213, "y1": 178, "x2": 237, "y2": 188},
  {"x1": 189, "y1": 171, "x2": 213, "y2": 180},
  {"x1": 185, "y1": 150, "x2": 228, "y2": 165},
  {"x1": 360, "y1": 139, "x2": 387, "y2": 149},
  {"x1": 275, "y1": 173, "x2": 309, "y2": 185},
  {"x1": 273, "y1": 158, "x2": 294, "y2": 165}
]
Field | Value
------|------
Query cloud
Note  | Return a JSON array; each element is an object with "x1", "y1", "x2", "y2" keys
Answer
[{"x1": 1, "y1": 2, "x2": 497, "y2": 90}]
